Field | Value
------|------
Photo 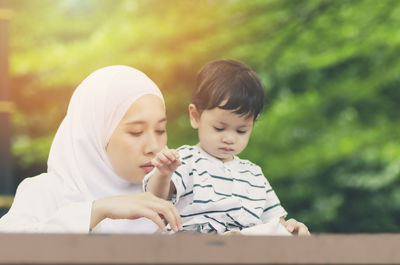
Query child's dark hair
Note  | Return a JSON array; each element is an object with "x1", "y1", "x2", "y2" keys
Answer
[{"x1": 193, "y1": 59, "x2": 264, "y2": 121}]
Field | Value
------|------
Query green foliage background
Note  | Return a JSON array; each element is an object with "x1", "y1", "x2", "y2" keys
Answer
[{"x1": 7, "y1": 0, "x2": 400, "y2": 233}]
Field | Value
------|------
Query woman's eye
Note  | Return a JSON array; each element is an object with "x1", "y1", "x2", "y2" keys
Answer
[
  {"x1": 237, "y1": 130, "x2": 247, "y2": 134},
  {"x1": 129, "y1": 132, "x2": 143, "y2": 136},
  {"x1": 214, "y1": 127, "x2": 224, "y2": 132},
  {"x1": 156, "y1": 130, "x2": 166, "y2": 135}
]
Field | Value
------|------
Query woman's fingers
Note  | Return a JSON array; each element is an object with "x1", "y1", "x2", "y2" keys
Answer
[
  {"x1": 141, "y1": 209, "x2": 167, "y2": 232},
  {"x1": 151, "y1": 200, "x2": 181, "y2": 232},
  {"x1": 166, "y1": 199, "x2": 183, "y2": 230},
  {"x1": 98, "y1": 193, "x2": 182, "y2": 233},
  {"x1": 144, "y1": 193, "x2": 182, "y2": 232}
]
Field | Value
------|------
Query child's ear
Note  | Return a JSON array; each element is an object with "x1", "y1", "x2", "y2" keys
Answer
[{"x1": 188, "y1": 104, "x2": 200, "y2": 129}]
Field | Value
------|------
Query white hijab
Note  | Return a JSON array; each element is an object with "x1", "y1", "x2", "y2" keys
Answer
[{"x1": 47, "y1": 66, "x2": 164, "y2": 233}]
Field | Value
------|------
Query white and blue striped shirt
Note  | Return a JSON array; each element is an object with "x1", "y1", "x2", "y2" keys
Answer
[{"x1": 145, "y1": 145, "x2": 287, "y2": 234}]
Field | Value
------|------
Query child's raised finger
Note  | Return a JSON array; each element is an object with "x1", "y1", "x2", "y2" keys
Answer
[
  {"x1": 151, "y1": 158, "x2": 159, "y2": 167},
  {"x1": 172, "y1": 150, "x2": 180, "y2": 160},
  {"x1": 164, "y1": 149, "x2": 178, "y2": 162},
  {"x1": 172, "y1": 160, "x2": 182, "y2": 168},
  {"x1": 157, "y1": 152, "x2": 171, "y2": 165}
]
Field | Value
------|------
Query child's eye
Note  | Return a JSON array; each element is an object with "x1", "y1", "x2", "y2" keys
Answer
[
  {"x1": 156, "y1": 130, "x2": 166, "y2": 135},
  {"x1": 214, "y1": 127, "x2": 224, "y2": 132},
  {"x1": 237, "y1": 130, "x2": 247, "y2": 134}
]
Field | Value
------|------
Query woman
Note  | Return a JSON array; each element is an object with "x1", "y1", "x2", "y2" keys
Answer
[{"x1": 0, "y1": 65, "x2": 182, "y2": 233}]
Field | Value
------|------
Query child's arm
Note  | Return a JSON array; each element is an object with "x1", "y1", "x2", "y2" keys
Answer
[{"x1": 146, "y1": 147, "x2": 181, "y2": 200}]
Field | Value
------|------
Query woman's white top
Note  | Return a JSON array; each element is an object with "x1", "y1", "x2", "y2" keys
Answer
[
  {"x1": 0, "y1": 65, "x2": 164, "y2": 233},
  {"x1": 0, "y1": 174, "x2": 92, "y2": 233},
  {"x1": 0, "y1": 174, "x2": 157, "y2": 233}
]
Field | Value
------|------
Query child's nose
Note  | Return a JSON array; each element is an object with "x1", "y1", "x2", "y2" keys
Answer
[{"x1": 222, "y1": 133, "x2": 235, "y2": 144}]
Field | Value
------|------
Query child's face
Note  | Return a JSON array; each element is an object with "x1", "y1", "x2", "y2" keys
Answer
[
  {"x1": 106, "y1": 94, "x2": 167, "y2": 183},
  {"x1": 189, "y1": 104, "x2": 253, "y2": 162}
]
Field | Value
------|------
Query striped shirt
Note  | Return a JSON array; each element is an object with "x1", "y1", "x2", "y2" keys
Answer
[{"x1": 144, "y1": 145, "x2": 287, "y2": 234}]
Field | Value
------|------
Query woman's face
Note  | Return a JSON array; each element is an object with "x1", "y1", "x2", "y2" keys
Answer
[{"x1": 106, "y1": 94, "x2": 167, "y2": 183}]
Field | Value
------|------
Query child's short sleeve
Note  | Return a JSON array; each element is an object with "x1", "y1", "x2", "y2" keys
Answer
[
  {"x1": 142, "y1": 145, "x2": 194, "y2": 204},
  {"x1": 170, "y1": 146, "x2": 195, "y2": 204}
]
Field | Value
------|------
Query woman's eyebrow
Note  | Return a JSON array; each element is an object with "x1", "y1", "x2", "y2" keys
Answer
[
  {"x1": 125, "y1": 117, "x2": 167, "y2": 125},
  {"x1": 125, "y1": 120, "x2": 145, "y2": 125}
]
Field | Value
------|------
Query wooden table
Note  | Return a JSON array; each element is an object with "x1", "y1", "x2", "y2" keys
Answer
[{"x1": 0, "y1": 233, "x2": 399, "y2": 264}]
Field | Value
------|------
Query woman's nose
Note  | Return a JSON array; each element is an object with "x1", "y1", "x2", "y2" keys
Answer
[{"x1": 143, "y1": 133, "x2": 161, "y2": 155}]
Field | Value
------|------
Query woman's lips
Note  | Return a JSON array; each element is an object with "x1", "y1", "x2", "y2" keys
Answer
[{"x1": 140, "y1": 162, "x2": 155, "y2": 173}]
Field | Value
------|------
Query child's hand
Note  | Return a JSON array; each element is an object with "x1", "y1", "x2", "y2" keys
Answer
[
  {"x1": 280, "y1": 217, "x2": 310, "y2": 236},
  {"x1": 151, "y1": 147, "x2": 182, "y2": 177}
]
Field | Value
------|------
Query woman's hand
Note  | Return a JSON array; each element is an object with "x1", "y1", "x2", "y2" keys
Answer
[
  {"x1": 91, "y1": 192, "x2": 183, "y2": 232},
  {"x1": 280, "y1": 217, "x2": 310, "y2": 236}
]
